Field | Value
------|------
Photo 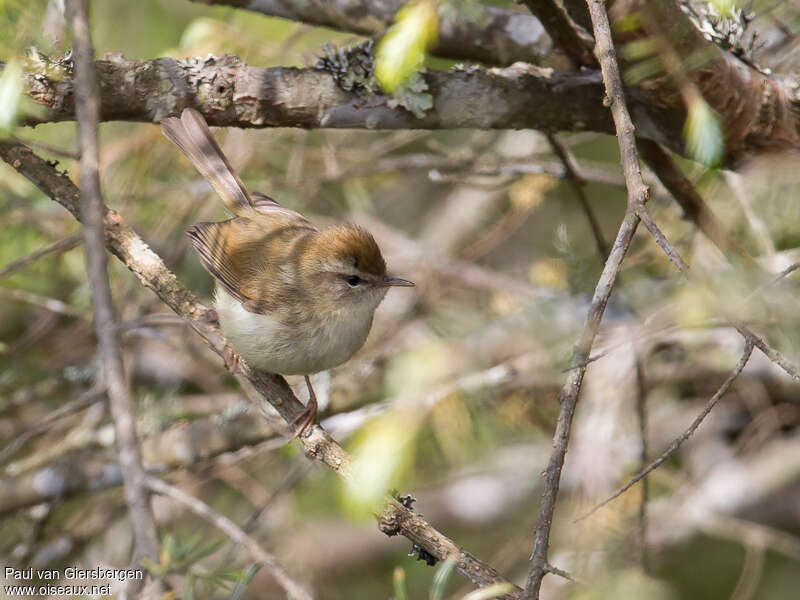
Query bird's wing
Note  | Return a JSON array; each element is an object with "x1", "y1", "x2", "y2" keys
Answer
[
  {"x1": 162, "y1": 108, "x2": 254, "y2": 216},
  {"x1": 251, "y1": 192, "x2": 313, "y2": 226},
  {"x1": 188, "y1": 217, "x2": 316, "y2": 315},
  {"x1": 187, "y1": 220, "x2": 250, "y2": 304}
]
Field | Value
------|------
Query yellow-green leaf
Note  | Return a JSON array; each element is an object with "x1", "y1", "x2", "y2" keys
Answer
[
  {"x1": 340, "y1": 410, "x2": 420, "y2": 517},
  {"x1": 375, "y1": 0, "x2": 438, "y2": 94},
  {"x1": 0, "y1": 58, "x2": 24, "y2": 135},
  {"x1": 710, "y1": 0, "x2": 739, "y2": 18},
  {"x1": 684, "y1": 96, "x2": 723, "y2": 167}
]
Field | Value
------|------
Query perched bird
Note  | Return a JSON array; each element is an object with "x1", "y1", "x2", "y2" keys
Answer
[{"x1": 162, "y1": 108, "x2": 414, "y2": 436}]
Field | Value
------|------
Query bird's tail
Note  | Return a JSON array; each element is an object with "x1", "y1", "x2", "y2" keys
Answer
[{"x1": 161, "y1": 108, "x2": 254, "y2": 216}]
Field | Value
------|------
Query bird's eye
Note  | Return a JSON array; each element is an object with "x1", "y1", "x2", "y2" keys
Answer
[{"x1": 345, "y1": 275, "x2": 362, "y2": 287}]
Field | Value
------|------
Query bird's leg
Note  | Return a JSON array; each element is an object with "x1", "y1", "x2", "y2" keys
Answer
[
  {"x1": 291, "y1": 375, "x2": 318, "y2": 439},
  {"x1": 222, "y1": 343, "x2": 242, "y2": 374}
]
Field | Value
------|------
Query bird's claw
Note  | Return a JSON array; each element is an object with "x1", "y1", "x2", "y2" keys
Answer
[
  {"x1": 223, "y1": 344, "x2": 242, "y2": 374},
  {"x1": 290, "y1": 375, "x2": 319, "y2": 439}
]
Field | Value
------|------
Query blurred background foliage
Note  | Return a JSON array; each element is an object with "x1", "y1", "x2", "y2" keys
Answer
[{"x1": 2, "y1": 0, "x2": 800, "y2": 599}]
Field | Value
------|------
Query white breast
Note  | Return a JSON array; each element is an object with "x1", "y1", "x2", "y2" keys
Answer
[{"x1": 214, "y1": 285, "x2": 374, "y2": 375}]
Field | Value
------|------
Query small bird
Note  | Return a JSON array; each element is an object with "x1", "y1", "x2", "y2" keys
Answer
[{"x1": 162, "y1": 108, "x2": 414, "y2": 436}]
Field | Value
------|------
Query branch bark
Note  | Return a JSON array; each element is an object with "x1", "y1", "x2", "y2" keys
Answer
[
  {"x1": 20, "y1": 55, "x2": 614, "y2": 130},
  {"x1": 67, "y1": 0, "x2": 160, "y2": 567}
]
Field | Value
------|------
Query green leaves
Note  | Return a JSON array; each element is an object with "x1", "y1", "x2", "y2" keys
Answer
[
  {"x1": 684, "y1": 95, "x2": 724, "y2": 167},
  {"x1": 709, "y1": 0, "x2": 739, "y2": 18},
  {"x1": 375, "y1": 0, "x2": 438, "y2": 94}
]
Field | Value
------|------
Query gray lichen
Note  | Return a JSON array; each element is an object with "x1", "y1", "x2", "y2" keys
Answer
[
  {"x1": 386, "y1": 71, "x2": 433, "y2": 119},
  {"x1": 315, "y1": 40, "x2": 433, "y2": 119},
  {"x1": 25, "y1": 47, "x2": 73, "y2": 80},
  {"x1": 315, "y1": 40, "x2": 378, "y2": 97},
  {"x1": 679, "y1": 0, "x2": 764, "y2": 71}
]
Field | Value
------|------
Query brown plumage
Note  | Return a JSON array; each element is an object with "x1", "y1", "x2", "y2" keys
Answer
[{"x1": 162, "y1": 108, "x2": 413, "y2": 436}]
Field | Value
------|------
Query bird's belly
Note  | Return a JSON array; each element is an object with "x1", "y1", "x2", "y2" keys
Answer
[{"x1": 214, "y1": 286, "x2": 373, "y2": 375}]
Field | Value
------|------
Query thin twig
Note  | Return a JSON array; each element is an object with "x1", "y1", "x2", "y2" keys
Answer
[
  {"x1": 10, "y1": 136, "x2": 80, "y2": 160},
  {"x1": 627, "y1": 185, "x2": 800, "y2": 385},
  {"x1": 634, "y1": 355, "x2": 649, "y2": 572},
  {"x1": 546, "y1": 132, "x2": 609, "y2": 259},
  {"x1": 729, "y1": 543, "x2": 765, "y2": 600},
  {"x1": 544, "y1": 562, "x2": 578, "y2": 583},
  {"x1": 637, "y1": 140, "x2": 759, "y2": 270},
  {"x1": 145, "y1": 476, "x2": 314, "y2": 600},
  {"x1": 0, "y1": 287, "x2": 86, "y2": 318},
  {"x1": 67, "y1": 0, "x2": 160, "y2": 567},
  {"x1": 576, "y1": 340, "x2": 754, "y2": 521},
  {"x1": 636, "y1": 208, "x2": 690, "y2": 273},
  {"x1": 522, "y1": 2, "x2": 650, "y2": 596},
  {"x1": 745, "y1": 263, "x2": 800, "y2": 301},
  {"x1": 0, "y1": 387, "x2": 106, "y2": 466},
  {"x1": 0, "y1": 233, "x2": 82, "y2": 279}
]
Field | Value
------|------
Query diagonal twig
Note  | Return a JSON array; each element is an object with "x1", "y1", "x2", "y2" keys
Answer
[
  {"x1": 521, "y1": 1, "x2": 595, "y2": 67},
  {"x1": 0, "y1": 233, "x2": 82, "y2": 279},
  {"x1": 637, "y1": 140, "x2": 759, "y2": 270},
  {"x1": 546, "y1": 132, "x2": 609, "y2": 259},
  {"x1": 575, "y1": 339, "x2": 754, "y2": 522},
  {"x1": 145, "y1": 476, "x2": 314, "y2": 600}
]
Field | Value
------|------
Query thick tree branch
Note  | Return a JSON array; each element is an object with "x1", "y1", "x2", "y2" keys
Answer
[
  {"x1": 20, "y1": 55, "x2": 613, "y2": 130},
  {"x1": 19, "y1": 54, "x2": 693, "y2": 153},
  {"x1": 610, "y1": 0, "x2": 800, "y2": 165},
  {"x1": 0, "y1": 139, "x2": 521, "y2": 598},
  {"x1": 191, "y1": 0, "x2": 553, "y2": 67},
  {"x1": 67, "y1": 0, "x2": 160, "y2": 566}
]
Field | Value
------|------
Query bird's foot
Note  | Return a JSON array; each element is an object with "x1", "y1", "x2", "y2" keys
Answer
[
  {"x1": 291, "y1": 375, "x2": 319, "y2": 439},
  {"x1": 223, "y1": 343, "x2": 242, "y2": 374}
]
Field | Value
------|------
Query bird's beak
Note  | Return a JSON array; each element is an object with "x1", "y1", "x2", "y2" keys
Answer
[{"x1": 383, "y1": 275, "x2": 415, "y2": 287}]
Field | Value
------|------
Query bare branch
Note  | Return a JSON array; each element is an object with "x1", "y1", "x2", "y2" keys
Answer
[
  {"x1": 637, "y1": 140, "x2": 759, "y2": 270},
  {"x1": 522, "y1": 1, "x2": 651, "y2": 597},
  {"x1": 521, "y1": 0, "x2": 595, "y2": 67},
  {"x1": 0, "y1": 387, "x2": 105, "y2": 466},
  {"x1": 67, "y1": 0, "x2": 160, "y2": 566},
  {"x1": 634, "y1": 357, "x2": 649, "y2": 572},
  {"x1": 0, "y1": 233, "x2": 82, "y2": 279},
  {"x1": 145, "y1": 476, "x2": 314, "y2": 600},
  {"x1": 576, "y1": 340, "x2": 754, "y2": 521},
  {"x1": 546, "y1": 132, "x2": 608, "y2": 259},
  {"x1": 190, "y1": 0, "x2": 553, "y2": 66},
  {"x1": 0, "y1": 286, "x2": 86, "y2": 318}
]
